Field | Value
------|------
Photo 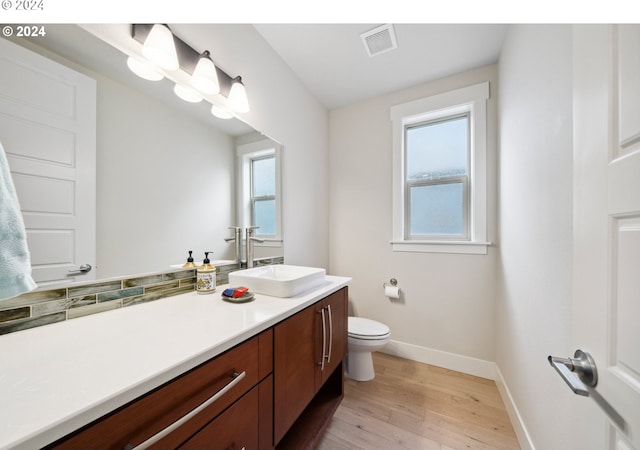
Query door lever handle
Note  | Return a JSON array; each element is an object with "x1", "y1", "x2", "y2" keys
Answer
[
  {"x1": 547, "y1": 349, "x2": 598, "y2": 396},
  {"x1": 68, "y1": 264, "x2": 92, "y2": 274},
  {"x1": 548, "y1": 350, "x2": 628, "y2": 432}
]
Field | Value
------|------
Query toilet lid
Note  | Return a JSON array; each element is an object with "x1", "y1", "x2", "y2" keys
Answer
[{"x1": 348, "y1": 317, "x2": 390, "y2": 338}]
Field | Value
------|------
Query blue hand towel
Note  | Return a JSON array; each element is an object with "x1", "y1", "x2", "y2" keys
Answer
[{"x1": 0, "y1": 141, "x2": 37, "y2": 300}]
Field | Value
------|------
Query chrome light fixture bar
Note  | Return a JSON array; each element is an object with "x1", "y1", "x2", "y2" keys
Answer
[{"x1": 131, "y1": 24, "x2": 249, "y2": 115}]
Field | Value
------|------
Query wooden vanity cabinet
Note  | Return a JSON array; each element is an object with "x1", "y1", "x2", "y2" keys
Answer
[
  {"x1": 46, "y1": 286, "x2": 348, "y2": 450},
  {"x1": 47, "y1": 330, "x2": 273, "y2": 450},
  {"x1": 273, "y1": 287, "x2": 348, "y2": 448}
]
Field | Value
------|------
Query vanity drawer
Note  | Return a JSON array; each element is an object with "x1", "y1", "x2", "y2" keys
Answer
[
  {"x1": 49, "y1": 329, "x2": 273, "y2": 450},
  {"x1": 179, "y1": 375, "x2": 272, "y2": 450}
]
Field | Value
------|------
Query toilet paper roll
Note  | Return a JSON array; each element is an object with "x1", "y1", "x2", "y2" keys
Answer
[{"x1": 384, "y1": 285, "x2": 400, "y2": 299}]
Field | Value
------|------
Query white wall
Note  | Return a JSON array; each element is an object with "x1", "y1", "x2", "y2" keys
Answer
[
  {"x1": 329, "y1": 65, "x2": 498, "y2": 367},
  {"x1": 496, "y1": 24, "x2": 573, "y2": 449}
]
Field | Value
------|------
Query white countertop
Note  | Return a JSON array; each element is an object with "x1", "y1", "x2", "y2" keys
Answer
[{"x1": 0, "y1": 276, "x2": 350, "y2": 450}]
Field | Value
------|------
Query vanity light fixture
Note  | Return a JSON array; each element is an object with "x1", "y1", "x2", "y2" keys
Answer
[
  {"x1": 173, "y1": 83, "x2": 203, "y2": 103},
  {"x1": 126, "y1": 56, "x2": 164, "y2": 81},
  {"x1": 130, "y1": 24, "x2": 250, "y2": 117},
  {"x1": 227, "y1": 77, "x2": 250, "y2": 114},
  {"x1": 192, "y1": 51, "x2": 220, "y2": 95}
]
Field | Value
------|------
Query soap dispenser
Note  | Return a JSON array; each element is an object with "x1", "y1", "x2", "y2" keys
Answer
[
  {"x1": 182, "y1": 250, "x2": 197, "y2": 268},
  {"x1": 196, "y1": 251, "x2": 216, "y2": 294}
]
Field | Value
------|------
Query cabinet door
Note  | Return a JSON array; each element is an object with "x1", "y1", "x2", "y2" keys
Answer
[
  {"x1": 273, "y1": 303, "x2": 318, "y2": 444},
  {"x1": 317, "y1": 287, "x2": 348, "y2": 388}
]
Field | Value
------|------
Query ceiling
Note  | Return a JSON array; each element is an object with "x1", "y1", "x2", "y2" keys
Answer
[
  {"x1": 253, "y1": 24, "x2": 508, "y2": 110},
  {"x1": 21, "y1": 24, "x2": 508, "y2": 130}
]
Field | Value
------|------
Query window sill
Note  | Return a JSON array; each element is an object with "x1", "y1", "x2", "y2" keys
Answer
[
  {"x1": 390, "y1": 240, "x2": 491, "y2": 255},
  {"x1": 255, "y1": 239, "x2": 283, "y2": 248}
]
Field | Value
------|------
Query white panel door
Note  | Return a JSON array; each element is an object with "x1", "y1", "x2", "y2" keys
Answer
[
  {"x1": 0, "y1": 38, "x2": 96, "y2": 286},
  {"x1": 571, "y1": 25, "x2": 640, "y2": 450}
]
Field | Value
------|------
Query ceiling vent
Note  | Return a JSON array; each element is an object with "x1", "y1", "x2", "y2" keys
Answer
[{"x1": 361, "y1": 24, "x2": 398, "y2": 57}]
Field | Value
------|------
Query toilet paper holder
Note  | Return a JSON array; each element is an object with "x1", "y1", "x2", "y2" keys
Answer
[{"x1": 383, "y1": 278, "x2": 398, "y2": 288}]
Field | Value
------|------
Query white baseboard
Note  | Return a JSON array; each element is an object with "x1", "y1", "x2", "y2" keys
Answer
[
  {"x1": 382, "y1": 339, "x2": 497, "y2": 380},
  {"x1": 380, "y1": 339, "x2": 535, "y2": 450},
  {"x1": 494, "y1": 365, "x2": 536, "y2": 450}
]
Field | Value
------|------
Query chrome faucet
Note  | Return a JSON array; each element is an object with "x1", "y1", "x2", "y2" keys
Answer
[
  {"x1": 245, "y1": 226, "x2": 264, "y2": 268},
  {"x1": 224, "y1": 227, "x2": 242, "y2": 263}
]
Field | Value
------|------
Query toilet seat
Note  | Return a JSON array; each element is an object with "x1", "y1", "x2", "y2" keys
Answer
[{"x1": 348, "y1": 317, "x2": 390, "y2": 340}]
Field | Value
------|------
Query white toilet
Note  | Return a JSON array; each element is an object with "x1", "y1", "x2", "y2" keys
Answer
[{"x1": 346, "y1": 316, "x2": 390, "y2": 381}]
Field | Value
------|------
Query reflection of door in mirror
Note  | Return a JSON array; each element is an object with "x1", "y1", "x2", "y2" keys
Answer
[{"x1": 0, "y1": 38, "x2": 96, "y2": 287}]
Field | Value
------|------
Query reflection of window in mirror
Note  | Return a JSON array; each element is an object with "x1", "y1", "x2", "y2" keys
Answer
[
  {"x1": 251, "y1": 155, "x2": 276, "y2": 236},
  {"x1": 237, "y1": 139, "x2": 282, "y2": 248}
]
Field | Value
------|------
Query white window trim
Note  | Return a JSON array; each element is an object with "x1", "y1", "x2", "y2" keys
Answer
[
  {"x1": 237, "y1": 139, "x2": 283, "y2": 248},
  {"x1": 390, "y1": 82, "x2": 490, "y2": 255}
]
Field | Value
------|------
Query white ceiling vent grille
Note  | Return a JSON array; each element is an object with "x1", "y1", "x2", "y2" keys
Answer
[{"x1": 361, "y1": 24, "x2": 398, "y2": 57}]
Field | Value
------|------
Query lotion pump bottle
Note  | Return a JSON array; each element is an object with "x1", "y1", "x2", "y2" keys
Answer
[
  {"x1": 196, "y1": 251, "x2": 216, "y2": 294},
  {"x1": 182, "y1": 250, "x2": 197, "y2": 268}
]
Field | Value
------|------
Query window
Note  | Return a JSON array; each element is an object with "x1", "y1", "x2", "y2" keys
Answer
[
  {"x1": 391, "y1": 82, "x2": 490, "y2": 254},
  {"x1": 237, "y1": 138, "x2": 282, "y2": 246},
  {"x1": 406, "y1": 114, "x2": 470, "y2": 240}
]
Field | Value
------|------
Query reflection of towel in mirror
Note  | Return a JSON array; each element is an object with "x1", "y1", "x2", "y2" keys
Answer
[{"x1": 0, "y1": 141, "x2": 37, "y2": 300}]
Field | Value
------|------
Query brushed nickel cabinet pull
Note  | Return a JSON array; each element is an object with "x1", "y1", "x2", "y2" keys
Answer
[
  {"x1": 325, "y1": 305, "x2": 333, "y2": 364},
  {"x1": 131, "y1": 371, "x2": 246, "y2": 449},
  {"x1": 317, "y1": 308, "x2": 326, "y2": 370}
]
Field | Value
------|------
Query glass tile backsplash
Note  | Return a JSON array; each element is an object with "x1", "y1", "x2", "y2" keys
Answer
[{"x1": 0, "y1": 258, "x2": 283, "y2": 336}]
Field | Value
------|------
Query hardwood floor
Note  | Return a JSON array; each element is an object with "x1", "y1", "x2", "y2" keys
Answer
[{"x1": 317, "y1": 352, "x2": 520, "y2": 450}]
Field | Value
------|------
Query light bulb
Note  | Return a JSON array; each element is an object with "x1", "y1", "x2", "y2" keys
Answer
[
  {"x1": 174, "y1": 83, "x2": 202, "y2": 103},
  {"x1": 227, "y1": 77, "x2": 250, "y2": 113},
  {"x1": 126, "y1": 56, "x2": 164, "y2": 81},
  {"x1": 211, "y1": 104, "x2": 233, "y2": 119},
  {"x1": 142, "y1": 24, "x2": 179, "y2": 71},
  {"x1": 192, "y1": 52, "x2": 220, "y2": 95}
]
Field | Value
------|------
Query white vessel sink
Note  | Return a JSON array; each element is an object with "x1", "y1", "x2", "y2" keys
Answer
[{"x1": 228, "y1": 265, "x2": 326, "y2": 298}]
